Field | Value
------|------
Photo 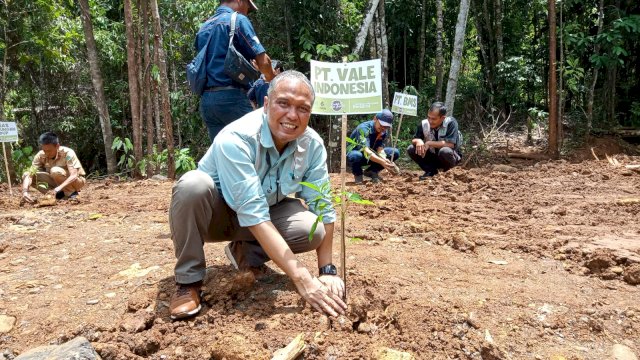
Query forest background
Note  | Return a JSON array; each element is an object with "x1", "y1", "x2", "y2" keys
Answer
[{"x1": 0, "y1": 0, "x2": 638, "y2": 181}]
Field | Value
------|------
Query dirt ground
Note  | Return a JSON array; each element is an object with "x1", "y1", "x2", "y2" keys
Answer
[{"x1": 0, "y1": 147, "x2": 639, "y2": 359}]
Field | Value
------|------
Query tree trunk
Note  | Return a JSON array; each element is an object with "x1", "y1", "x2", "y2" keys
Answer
[
  {"x1": 352, "y1": 0, "x2": 382, "y2": 56},
  {"x1": 283, "y1": 0, "x2": 292, "y2": 53},
  {"x1": 377, "y1": 0, "x2": 390, "y2": 107},
  {"x1": 558, "y1": 0, "x2": 564, "y2": 147},
  {"x1": 586, "y1": 0, "x2": 604, "y2": 131},
  {"x1": 368, "y1": 21, "x2": 377, "y2": 58},
  {"x1": 124, "y1": 0, "x2": 142, "y2": 176},
  {"x1": 1, "y1": 10, "x2": 17, "y2": 184},
  {"x1": 418, "y1": 0, "x2": 427, "y2": 88},
  {"x1": 482, "y1": 0, "x2": 496, "y2": 73},
  {"x1": 547, "y1": 0, "x2": 559, "y2": 158},
  {"x1": 79, "y1": 0, "x2": 117, "y2": 175},
  {"x1": 445, "y1": 0, "x2": 471, "y2": 116},
  {"x1": 141, "y1": 0, "x2": 154, "y2": 177},
  {"x1": 473, "y1": 9, "x2": 493, "y2": 106},
  {"x1": 495, "y1": 0, "x2": 503, "y2": 64},
  {"x1": 606, "y1": 65, "x2": 617, "y2": 125},
  {"x1": 435, "y1": 0, "x2": 445, "y2": 101},
  {"x1": 149, "y1": 0, "x2": 175, "y2": 179}
]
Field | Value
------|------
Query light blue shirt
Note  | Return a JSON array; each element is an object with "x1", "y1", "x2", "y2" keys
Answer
[{"x1": 198, "y1": 109, "x2": 336, "y2": 227}]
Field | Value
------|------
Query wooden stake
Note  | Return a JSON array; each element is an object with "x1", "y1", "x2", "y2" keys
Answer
[
  {"x1": 391, "y1": 113, "x2": 404, "y2": 161},
  {"x1": 2, "y1": 143, "x2": 12, "y2": 196},
  {"x1": 271, "y1": 333, "x2": 306, "y2": 360},
  {"x1": 340, "y1": 113, "x2": 347, "y2": 299}
]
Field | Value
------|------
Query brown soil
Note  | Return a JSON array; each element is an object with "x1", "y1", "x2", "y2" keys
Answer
[{"x1": 1, "y1": 155, "x2": 639, "y2": 359}]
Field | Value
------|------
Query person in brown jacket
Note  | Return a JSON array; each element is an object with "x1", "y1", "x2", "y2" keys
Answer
[{"x1": 21, "y1": 132, "x2": 86, "y2": 203}]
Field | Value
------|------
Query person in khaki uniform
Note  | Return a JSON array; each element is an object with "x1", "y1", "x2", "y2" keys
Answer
[{"x1": 21, "y1": 132, "x2": 86, "y2": 203}]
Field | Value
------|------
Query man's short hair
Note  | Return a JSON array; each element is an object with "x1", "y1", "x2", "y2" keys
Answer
[
  {"x1": 429, "y1": 102, "x2": 447, "y2": 117},
  {"x1": 267, "y1": 70, "x2": 315, "y2": 104},
  {"x1": 39, "y1": 132, "x2": 59, "y2": 146}
]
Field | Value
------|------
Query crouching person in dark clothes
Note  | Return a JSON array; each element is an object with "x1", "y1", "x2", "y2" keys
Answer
[
  {"x1": 407, "y1": 102, "x2": 463, "y2": 180},
  {"x1": 168, "y1": 70, "x2": 346, "y2": 320}
]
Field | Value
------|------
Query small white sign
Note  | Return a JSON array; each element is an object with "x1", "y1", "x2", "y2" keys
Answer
[
  {"x1": 0, "y1": 122, "x2": 18, "y2": 142},
  {"x1": 391, "y1": 92, "x2": 418, "y2": 116}
]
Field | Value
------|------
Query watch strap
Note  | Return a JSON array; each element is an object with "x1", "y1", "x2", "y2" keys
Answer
[{"x1": 319, "y1": 263, "x2": 337, "y2": 276}]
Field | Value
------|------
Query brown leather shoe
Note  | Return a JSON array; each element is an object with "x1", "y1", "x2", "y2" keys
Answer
[{"x1": 169, "y1": 283, "x2": 202, "y2": 320}]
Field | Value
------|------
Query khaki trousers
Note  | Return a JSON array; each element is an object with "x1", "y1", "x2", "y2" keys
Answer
[
  {"x1": 169, "y1": 170, "x2": 325, "y2": 284},
  {"x1": 35, "y1": 167, "x2": 86, "y2": 196}
]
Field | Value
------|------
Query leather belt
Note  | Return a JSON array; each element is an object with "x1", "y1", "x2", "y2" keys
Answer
[{"x1": 204, "y1": 86, "x2": 240, "y2": 92}]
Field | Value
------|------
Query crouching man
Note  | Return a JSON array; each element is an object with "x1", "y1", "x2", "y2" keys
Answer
[
  {"x1": 21, "y1": 132, "x2": 86, "y2": 203},
  {"x1": 407, "y1": 102, "x2": 463, "y2": 179},
  {"x1": 168, "y1": 70, "x2": 346, "y2": 320}
]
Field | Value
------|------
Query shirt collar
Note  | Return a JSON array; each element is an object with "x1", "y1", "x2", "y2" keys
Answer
[{"x1": 216, "y1": 5, "x2": 233, "y2": 14}]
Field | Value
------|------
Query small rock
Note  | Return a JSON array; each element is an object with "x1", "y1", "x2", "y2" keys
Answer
[
  {"x1": 119, "y1": 312, "x2": 151, "y2": 333},
  {"x1": 611, "y1": 267, "x2": 624, "y2": 275},
  {"x1": 16, "y1": 218, "x2": 37, "y2": 227},
  {"x1": 357, "y1": 322, "x2": 376, "y2": 334},
  {"x1": 611, "y1": 344, "x2": 638, "y2": 360},
  {"x1": 623, "y1": 264, "x2": 640, "y2": 285},
  {"x1": 86, "y1": 299, "x2": 99, "y2": 305},
  {"x1": 554, "y1": 253, "x2": 567, "y2": 261},
  {"x1": 492, "y1": 164, "x2": 517, "y2": 173},
  {"x1": 373, "y1": 347, "x2": 415, "y2": 360},
  {"x1": 15, "y1": 336, "x2": 100, "y2": 360},
  {"x1": 0, "y1": 315, "x2": 16, "y2": 333},
  {"x1": 451, "y1": 233, "x2": 475, "y2": 252},
  {"x1": 151, "y1": 174, "x2": 168, "y2": 181}
]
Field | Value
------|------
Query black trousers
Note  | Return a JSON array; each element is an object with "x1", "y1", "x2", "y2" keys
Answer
[{"x1": 407, "y1": 145, "x2": 460, "y2": 174}]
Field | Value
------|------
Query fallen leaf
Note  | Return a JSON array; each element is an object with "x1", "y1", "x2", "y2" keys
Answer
[
  {"x1": 88, "y1": 213, "x2": 103, "y2": 220},
  {"x1": 117, "y1": 263, "x2": 160, "y2": 279}
]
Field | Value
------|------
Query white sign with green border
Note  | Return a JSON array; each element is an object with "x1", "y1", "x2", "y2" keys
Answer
[
  {"x1": 391, "y1": 92, "x2": 418, "y2": 116},
  {"x1": 0, "y1": 122, "x2": 18, "y2": 142},
  {"x1": 310, "y1": 59, "x2": 382, "y2": 115}
]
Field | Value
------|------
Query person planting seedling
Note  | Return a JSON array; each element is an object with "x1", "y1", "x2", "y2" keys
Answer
[{"x1": 346, "y1": 109, "x2": 400, "y2": 184}]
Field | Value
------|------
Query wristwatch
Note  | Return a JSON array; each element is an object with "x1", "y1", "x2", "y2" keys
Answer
[{"x1": 319, "y1": 263, "x2": 337, "y2": 276}]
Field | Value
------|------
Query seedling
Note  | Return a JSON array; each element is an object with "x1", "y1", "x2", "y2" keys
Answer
[{"x1": 300, "y1": 180, "x2": 374, "y2": 299}]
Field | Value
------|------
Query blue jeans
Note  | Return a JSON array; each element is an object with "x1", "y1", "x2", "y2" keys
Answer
[
  {"x1": 200, "y1": 88, "x2": 253, "y2": 142},
  {"x1": 347, "y1": 147, "x2": 400, "y2": 176}
]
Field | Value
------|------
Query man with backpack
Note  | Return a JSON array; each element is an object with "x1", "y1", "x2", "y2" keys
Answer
[
  {"x1": 407, "y1": 102, "x2": 463, "y2": 180},
  {"x1": 195, "y1": 0, "x2": 275, "y2": 141}
]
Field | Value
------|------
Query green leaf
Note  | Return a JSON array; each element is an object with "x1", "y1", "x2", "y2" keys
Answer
[
  {"x1": 88, "y1": 213, "x2": 103, "y2": 220},
  {"x1": 300, "y1": 181, "x2": 321, "y2": 192}
]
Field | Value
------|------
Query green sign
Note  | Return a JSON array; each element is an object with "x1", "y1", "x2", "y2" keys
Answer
[
  {"x1": 0, "y1": 122, "x2": 18, "y2": 142},
  {"x1": 310, "y1": 59, "x2": 382, "y2": 115},
  {"x1": 391, "y1": 92, "x2": 418, "y2": 116}
]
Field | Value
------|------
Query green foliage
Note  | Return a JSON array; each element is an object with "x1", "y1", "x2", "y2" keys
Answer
[
  {"x1": 298, "y1": 28, "x2": 355, "y2": 62},
  {"x1": 300, "y1": 180, "x2": 374, "y2": 242},
  {"x1": 111, "y1": 136, "x2": 136, "y2": 172},
  {"x1": 11, "y1": 145, "x2": 35, "y2": 177},
  {"x1": 139, "y1": 145, "x2": 197, "y2": 177}
]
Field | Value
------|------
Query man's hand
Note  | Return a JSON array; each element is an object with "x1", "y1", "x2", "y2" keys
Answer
[
  {"x1": 294, "y1": 275, "x2": 347, "y2": 317},
  {"x1": 415, "y1": 140, "x2": 428, "y2": 157},
  {"x1": 380, "y1": 158, "x2": 395, "y2": 172},
  {"x1": 21, "y1": 191, "x2": 35, "y2": 204},
  {"x1": 318, "y1": 275, "x2": 345, "y2": 299}
]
